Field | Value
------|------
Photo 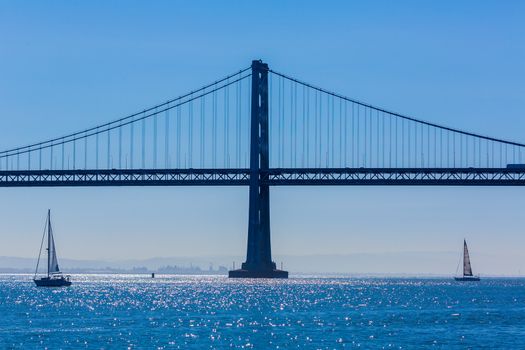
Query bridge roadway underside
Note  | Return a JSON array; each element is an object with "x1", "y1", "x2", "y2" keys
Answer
[{"x1": 1, "y1": 168, "x2": 525, "y2": 187}]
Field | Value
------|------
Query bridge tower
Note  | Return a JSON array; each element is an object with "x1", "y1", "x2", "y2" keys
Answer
[{"x1": 229, "y1": 60, "x2": 288, "y2": 278}]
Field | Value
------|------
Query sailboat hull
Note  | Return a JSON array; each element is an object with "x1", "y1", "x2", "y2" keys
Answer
[
  {"x1": 454, "y1": 276, "x2": 480, "y2": 282},
  {"x1": 34, "y1": 277, "x2": 72, "y2": 287}
]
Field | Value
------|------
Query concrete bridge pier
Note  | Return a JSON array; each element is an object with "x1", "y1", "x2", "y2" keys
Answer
[{"x1": 229, "y1": 60, "x2": 288, "y2": 279}]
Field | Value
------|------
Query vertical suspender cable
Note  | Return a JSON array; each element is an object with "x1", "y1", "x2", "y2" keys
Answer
[
  {"x1": 363, "y1": 107, "x2": 369, "y2": 167},
  {"x1": 130, "y1": 119, "x2": 134, "y2": 169},
  {"x1": 340, "y1": 99, "x2": 343, "y2": 167},
  {"x1": 499, "y1": 143, "x2": 502, "y2": 167},
  {"x1": 96, "y1": 128, "x2": 99, "y2": 169},
  {"x1": 302, "y1": 84, "x2": 306, "y2": 167},
  {"x1": 357, "y1": 104, "x2": 360, "y2": 167},
  {"x1": 344, "y1": 100, "x2": 347, "y2": 167},
  {"x1": 381, "y1": 111, "x2": 385, "y2": 168},
  {"x1": 460, "y1": 134, "x2": 463, "y2": 167},
  {"x1": 236, "y1": 76, "x2": 240, "y2": 167},
  {"x1": 165, "y1": 108, "x2": 170, "y2": 168},
  {"x1": 400, "y1": 119, "x2": 403, "y2": 167},
  {"x1": 244, "y1": 76, "x2": 250, "y2": 168},
  {"x1": 390, "y1": 115, "x2": 401, "y2": 168},
  {"x1": 239, "y1": 76, "x2": 243, "y2": 167},
  {"x1": 177, "y1": 107, "x2": 181, "y2": 168},
  {"x1": 84, "y1": 133, "x2": 88, "y2": 169},
  {"x1": 269, "y1": 73, "x2": 273, "y2": 167},
  {"x1": 389, "y1": 114, "x2": 392, "y2": 167},
  {"x1": 225, "y1": 82, "x2": 229, "y2": 167},
  {"x1": 414, "y1": 123, "x2": 417, "y2": 167},
  {"x1": 452, "y1": 133, "x2": 454, "y2": 168},
  {"x1": 291, "y1": 82, "x2": 295, "y2": 167},
  {"x1": 320, "y1": 91, "x2": 324, "y2": 167},
  {"x1": 211, "y1": 84, "x2": 218, "y2": 168},
  {"x1": 486, "y1": 139, "x2": 489, "y2": 167},
  {"x1": 447, "y1": 131, "x2": 450, "y2": 167},
  {"x1": 434, "y1": 127, "x2": 436, "y2": 168},
  {"x1": 377, "y1": 110, "x2": 380, "y2": 167},
  {"x1": 389, "y1": 113, "x2": 392, "y2": 167},
  {"x1": 291, "y1": 81, "x2": 294, "y2": 167},
  {"x1": 369, "y1": 108, "x2": 372, "y2": 167},
  {"x1": 325, "y1": 94, "x2": 329, "y2": 168},
  {"x1": 505, "y1": 144, "x2": 508, "y2": 166},
  {"x1": 280, "y1": 78, "x2": 286, "y2": 167},
  {"x1": 142, "y1": 112, "x2": 146, "y2": 169},
  {"x1": 71, "y1": 139, "x2": 74, "y2": 170},
  {"x1": 314, "y1": 90, "x2": 318, "y2": 167},
  {"x1": 352, "y1": 103, "x2": 355, "y2": 167},
  {"x1": 330, "y1": 94, "x2": 334, "y2": 167},
  {"x1": 293, "y1": 83, "x2": 298, "y2": 167},
  {"x1": 199, "y1": 94, "x2": 205, "y2": 168},
  {"x1": 276, "y1": 76, "x2": 280, "y2": 167},
  {"x1": 440, "y1": 129, "x2": 443, "y2": 168},
  {"x1": 61, "y1": 141, "x2": 65, "y2": 170},
  {"x1": 428, "y1": 125, "x2": 431, "y2": 168},
  {"x1": 189, "y1": 97, "x2": 193, "y2": 169},
  {"x1": 153, "y1": 109, "x2": 158, "y2": 169},
  {"x1": 307, "y1": 88, "x2": 310, "y2": 167},
  {"x1": 119, "y1": 121, "x2": 122, "y2": 169},
  {"x1": 107, "y1": 128, "x2": 110, "y2": 169}
]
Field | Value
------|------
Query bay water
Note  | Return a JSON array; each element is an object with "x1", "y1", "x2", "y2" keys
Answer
[{"x1": 1, "y1": 274, "x2": 524, "y2": 349}]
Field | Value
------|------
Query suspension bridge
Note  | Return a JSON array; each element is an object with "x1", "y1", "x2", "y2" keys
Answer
[{"x1": 1, "y1": 60, "x2": 525, "y2": 278}]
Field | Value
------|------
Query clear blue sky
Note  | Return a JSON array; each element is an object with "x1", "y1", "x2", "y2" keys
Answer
[{"x1": 1, "y1": 1, "x2": 524, "y2": 274}]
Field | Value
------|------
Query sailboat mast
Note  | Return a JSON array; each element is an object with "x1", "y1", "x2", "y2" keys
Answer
[{"x1": 47, "y1": 209, "x2": 51, "y2": 277}]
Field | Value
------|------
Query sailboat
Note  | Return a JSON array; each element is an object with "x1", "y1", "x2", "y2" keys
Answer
[
  {"x1": 33, "y1": 210, "x2": 72, "y2": 287},
  {"x1": 454, "y1": 239, "x2": 480, "y2": 281}
]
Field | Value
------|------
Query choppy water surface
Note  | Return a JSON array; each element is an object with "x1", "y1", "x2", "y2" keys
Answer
[{"x1": 1, "y1": 275, "x2": 524, "y2": 349}]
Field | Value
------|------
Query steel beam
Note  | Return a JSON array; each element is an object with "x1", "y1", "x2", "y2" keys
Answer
[
  {"x1": 0, "y1": 169, "x2": 250, "y2": 187},
  {"x1": 1, "y1": 168, "x2": 525, "y2": 187},
  {"x1": 264, "y1": 168, "x2": 525, "y2": 186}
]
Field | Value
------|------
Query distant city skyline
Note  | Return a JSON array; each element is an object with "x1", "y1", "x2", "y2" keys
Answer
[
  {"x1": 1, "y1": 1, "x2": 525, "y2": 274},
  {"x1": 1, "y1": 249, "x2": 523, "y2": 276}
]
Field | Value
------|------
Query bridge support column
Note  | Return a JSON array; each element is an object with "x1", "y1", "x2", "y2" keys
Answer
[{"x1": 229, "y1": 60, "x2": 288, "y2": 279}]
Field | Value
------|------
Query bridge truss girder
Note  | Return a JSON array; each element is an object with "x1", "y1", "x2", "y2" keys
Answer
[
  {"x1": 265, "y1": 168, "x2": 525, "y2": 186},
  {"x1": 1, "y1": 168, "x2": 525, "y2": 187}
]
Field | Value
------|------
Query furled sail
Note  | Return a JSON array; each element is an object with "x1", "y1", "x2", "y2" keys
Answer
[{"x1": 463, "y1": 240, "x2": 473, "y2": 277}]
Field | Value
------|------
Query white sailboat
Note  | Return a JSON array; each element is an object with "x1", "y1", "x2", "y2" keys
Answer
[
  {"x1": 454, "y1": 239, "x2": 480, "y2": 281},
  {"x1": 33, "y1": 210, "x2": 71, "y2": 287}
]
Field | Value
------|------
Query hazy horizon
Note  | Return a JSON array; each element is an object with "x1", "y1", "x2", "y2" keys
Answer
[{"x1": 3, "y1": 248, "x2": 524, "y2": 276}]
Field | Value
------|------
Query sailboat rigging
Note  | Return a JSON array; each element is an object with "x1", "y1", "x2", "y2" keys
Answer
[
  {"x1": 33, "y1": 210, "x2": 72, "y2": 287},
  {"x1": 454, "y1": 239, "x2": 480, "y2": 281}
]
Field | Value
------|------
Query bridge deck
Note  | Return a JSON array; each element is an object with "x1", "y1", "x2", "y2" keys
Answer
[{"x1": 1, "y1": 168, "x2": 525, "y2": 187}]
